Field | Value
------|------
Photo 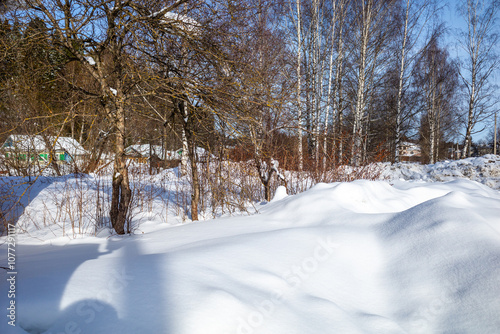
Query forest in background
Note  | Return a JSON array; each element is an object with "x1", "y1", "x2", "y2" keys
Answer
[{"x1": 0, "y1": 0, "x2": 499, "y2": 233}]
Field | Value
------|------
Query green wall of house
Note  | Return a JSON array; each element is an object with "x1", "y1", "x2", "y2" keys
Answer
[{"x1": 4, "y1": 152, "x2": 65, "y2": 161}]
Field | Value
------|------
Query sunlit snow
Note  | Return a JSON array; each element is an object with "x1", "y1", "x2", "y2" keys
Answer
[{"x1": 1, "y1": 158, "x2": 499, "y2": 334}]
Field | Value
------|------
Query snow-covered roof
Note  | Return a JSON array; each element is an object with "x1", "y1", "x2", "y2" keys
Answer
[
  {"x1": 176, "y1": 147, "x2": 216, "y2": 159},
  {"x1": 400, "y1": 142, "x2": 421, "y2": 157},
  {"x1": 195, "y1": 147, "x2": 208, "y2": 156},
  {"x1": 400, "y1": 141, "x2": 420, "y2": 149},
  {"x1": 125, "y1": 144, "x2": 182, "y2": 159},
  {"x1": 126, "y1": 144, "x2": 164, "y2": 157},
  {"x1": 2, "y1": 135, "x2": 88, "y2": 156}
]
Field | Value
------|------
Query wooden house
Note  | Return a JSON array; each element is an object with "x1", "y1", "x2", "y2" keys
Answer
[{"x1": 1, "y1": 135, "x2": 88, "y2": 164}]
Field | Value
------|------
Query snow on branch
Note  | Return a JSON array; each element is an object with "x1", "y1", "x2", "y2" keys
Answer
[
  {"x1": 258, "y1": 159, "x2": 287, "y2": 184},
  {"x1": 84, "y1": 56, "x2": 96, "y2": 65},
  {"x1": 271, "y1": 159, "x2": 286, "y2": 182},
  {"x1": 259, "y1": 160, "x2": 268, "y2": 182},
  {"x1": 145, "y1": 0, "x2": 199, "y2": 34},
  {"x1": 162, "y1": 12, "x2": 200, "y2": 33}
]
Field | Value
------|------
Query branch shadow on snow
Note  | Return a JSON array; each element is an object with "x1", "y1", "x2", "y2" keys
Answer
[
  {"x1": 0, "y1": 242, "x2": 108, "y2": 333},
  {"x1": 0, "y1": 236, "x2": 173, "y2": 333}
]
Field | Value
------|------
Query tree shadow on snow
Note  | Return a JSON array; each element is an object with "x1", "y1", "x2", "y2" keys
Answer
[
  {"x1": 0, "y1": 242, "x2": 109, "y2": 333},
  {"x1": 0, "y1": 236, "x2": 173, "y2": 333},
  {"x1": 0, "y1": 176, "x2": 58, "y2": 234}
]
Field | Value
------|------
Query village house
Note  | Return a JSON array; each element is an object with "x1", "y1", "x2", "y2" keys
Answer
[
  {"x1": 1, "y1": 135, "x2": 88, "y2": 164},
  {"x1": 399, "y1": 141, "x2": 421, "y2": 162},
  {"x1": 125, "y1": 144, "x2": 181, "y2": 162}
]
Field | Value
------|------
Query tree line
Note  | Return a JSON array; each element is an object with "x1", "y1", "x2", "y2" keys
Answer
[{"x1": 0, "y1": 0, "x2": 498, "y2": 234}]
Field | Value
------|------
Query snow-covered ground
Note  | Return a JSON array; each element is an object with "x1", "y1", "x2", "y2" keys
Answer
[
  {"x1": 1, "y1": 157, "x2": 500, "y2": 333},
  {"x1": 380, "y1": 154, "x2": 500, "y2": 190}
]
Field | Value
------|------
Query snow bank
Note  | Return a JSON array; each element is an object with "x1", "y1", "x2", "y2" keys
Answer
[
  {"x1": 380, "y1": 155, "x2": 500, "y2": 189},
  {"x1": 1, "y1": 179, "x2": 499, "y2": 333},
  {"x1": 270, "y1": 185, "x2": 287, "y2": 202}
]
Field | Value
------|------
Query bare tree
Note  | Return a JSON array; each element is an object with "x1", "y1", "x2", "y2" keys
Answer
[
  {"x1": 0, "y1": 0, "x2": 19, "y2": 14},
  {"x1": 22, "y1": 0, "x2": 190, "y2": 233},
  {"x1": 332, "y1": 0, "x2": 349, "y2": 164},
  {"x1": 322, "y1": 0, "x2": 349, "y2": 170},
  {"x1": 349, "y1": 0, "x2": 396, "y2": 166},
  {"x1": 457, "y1": 0, "x2": 499, "y2": 157},
  {"x1": 416, "y1": 35, "x2": 460, "y2": 163},
  {"x1": 135, "y1": 0, "x2": 252, "y2": 219},
  {"x1": 290, "y1": 0, "x2": 305, "y2": 171},
  {"x1": 219, "y1": 1, "x2": 292, "y2": 201},
  {"x1": 393, "y1": 0, "x2": 437, "y2": 162}
]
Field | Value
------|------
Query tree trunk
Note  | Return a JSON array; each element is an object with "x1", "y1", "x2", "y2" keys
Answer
[
  {"x1": 334, "y1": 3, "x2": 346, "y2": 165},
  {"x1": 458, "y1": 0, "x2": 499, "y2": 158},
  {"x1": 352, "y1": 1, "x2": 371, "y2": 167},
  {"x1": 322, "y1": 0, "x2": 338, "y2": 172},
  {"x1": 429, "y1": 86, "x2": 436, "y2": 164},
  {"x1": 109, "y1": 103, "x2": 131, "y2": 235},
  {"x1": 264, "y1": 180, "x2": 272, "y2": 202},
  {"x1": 462, "y1": 61, "x2": 476, "y2": 158},
  {"x1": 186, "y1": 125, "x2": 200, "y2": 221},
  {"x1": 352, "y1": 48, "x2": 367, "y2": 166},
  {"x1": 311, "y1": 0, "x2": 323, "y2": 171},
  {"x1": 296, "y1": 0, "x2": 304, "y2": 172},
  {"x1": 395, "y1": 0, "x2": 410, "y2": 163},
  {"x1": 462, "y1": 90, "x2": 475, "y2": 158},
  {"x1": 180, "y1": 121, "x2": 189, "y2": 176},
  {"x1": 178, "y1": 99, "x2": 200, "y2": 221},
  {"x1": 494, "y1": 113, "x2": 497, "y2": 155}
]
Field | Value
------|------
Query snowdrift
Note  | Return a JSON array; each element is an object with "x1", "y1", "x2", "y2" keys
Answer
[
  {"x1": 381, "y1": 154, "x2": 500, "y2": 190},
  {"x1": 1, "y1": 179, "x2": 499, "y2": 333}
]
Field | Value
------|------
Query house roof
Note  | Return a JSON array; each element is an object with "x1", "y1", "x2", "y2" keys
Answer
[
  {"x1": 175, "y1": 147, "x2": 214, "y2": 156},
  {"x1": 400, "y1": 141, "x2": 420, "y2": 148},
  {"x1": 125, "y1": 144, "x2": 164, "y2": 157},
  {"x1": 2, "y1": 135, "x2": 88, "y2": 156},
  {"x1": 400, "y1": 142, "x2": 421, "y2": 157},
  {"x1": 175, "y1": 147, "x2": 217, "y2": 161}
]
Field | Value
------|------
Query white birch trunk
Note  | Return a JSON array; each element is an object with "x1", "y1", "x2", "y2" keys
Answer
[
  {"x1": 395, "y1": 0, "x2": 411, "y2": 163},
  {"x1": 334, "y1": 20, "x2": 345, "y2": 163},
  {"x1": 352, "y1": 20, "x2": 369, "y2": 166},
  {"x1": 428, "y1": 68, "x2": 437, "y2": 164},
  {"x1": 311, "y1": 0, "x2": 322, "y2": 169},
  {"x1": 351, "y1": 0, "x2": 377, "y2": 167},
  {"x1": 180, "y1": 101, "x2": 189, "y2": 176},
  {"x1": 322, "y1": 0, "x2": 338, "y2": 171},
  {"x1": 462, "y1": 75, "x2": 475, "y2": 158},
  {"x1": 458, "y1": 0, "x2": 499, "y2": 158},
  {"x1": 296, "y1": 0, "x2": 304, "y2": 171}
]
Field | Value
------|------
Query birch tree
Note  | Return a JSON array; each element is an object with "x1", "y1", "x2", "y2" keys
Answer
[
  {"x1": 393, "y1": 0, "x2": 436, "y2": 162},
  {"x1": 457, "y1": 0, "x2": 499, "y2": 157},
  {"x1": 350, "y1": 0, "x2": 396, "y2": 166},
  {"x1": 416, "y1": 36, "x2": 459, "y2": 163},
  {"x1": 318, "y1": 0, "x2": 350, "y2": 171},
  {"x1": 309, "y1": 0, "x2": 323, "y2": 167},
  {"x1": 286, "y1": 0, "x2": 348, "y2": 171},
  {"x1": 288, "y1": 0, "x2": 305, "y2": 171},
  {"x1": 332, "y1": 0, "x2": 348, "y2": 164},
  {"x1": 321, "y1": 0, "x2": 338, "y2": 171}
]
